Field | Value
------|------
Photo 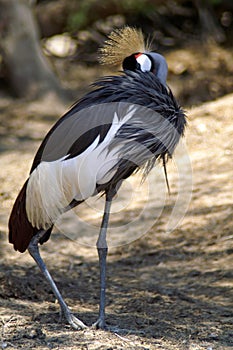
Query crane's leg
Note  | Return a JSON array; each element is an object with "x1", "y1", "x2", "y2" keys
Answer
[
  {"x1": 28, "y1": 230, "x2": 87, "y2": 330},
  {"x1": 92, "y1": 192, "x2": 113, "y2": 329}
]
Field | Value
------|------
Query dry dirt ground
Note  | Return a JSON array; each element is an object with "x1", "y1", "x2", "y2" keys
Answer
[{"x1": 0, "y1": 44, "x2": 233, "y2": 349}]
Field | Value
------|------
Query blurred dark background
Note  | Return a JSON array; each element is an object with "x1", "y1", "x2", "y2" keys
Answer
[{"x1": 0, "y1": 0, "x2": 232, "y2": 105}]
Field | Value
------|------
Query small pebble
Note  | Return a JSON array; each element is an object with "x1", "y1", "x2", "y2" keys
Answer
[{"x1": 28, "y1": 329, "x2": 37, "y2": 339}]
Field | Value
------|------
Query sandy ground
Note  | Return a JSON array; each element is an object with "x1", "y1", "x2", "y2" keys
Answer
[{"x1": 0, "y1": 44, "x2": 232, "y2": 349}]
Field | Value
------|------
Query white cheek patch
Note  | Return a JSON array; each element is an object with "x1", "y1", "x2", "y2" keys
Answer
[{"x1": 136, "y1": 54, "x2": 152, "y2": 72}]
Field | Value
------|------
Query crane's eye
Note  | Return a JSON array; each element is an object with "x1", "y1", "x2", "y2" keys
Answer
[
  {"x1": 122, "y1": 53, "x2": 152, "y2": 73},
  {"x1": 135, "y1": 53, "x2": 152, "y2": 72}
]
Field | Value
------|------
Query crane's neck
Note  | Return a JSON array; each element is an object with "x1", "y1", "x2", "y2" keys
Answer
[{"x1": 148, "y1": 53, "x2": 168, "y2": 86}]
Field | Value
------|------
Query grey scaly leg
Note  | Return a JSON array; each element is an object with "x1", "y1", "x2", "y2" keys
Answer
[
  {"x1": 92, "y1": 193, "x2": 113, "y2": 329},
  {"x1": 28, "y1": 230, "x2": 87, "y2": 330}
]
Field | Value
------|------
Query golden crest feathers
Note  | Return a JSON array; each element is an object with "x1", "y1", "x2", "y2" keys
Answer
[{"x1": 99, "y1": 26, "x2": 150, "y2": 67}]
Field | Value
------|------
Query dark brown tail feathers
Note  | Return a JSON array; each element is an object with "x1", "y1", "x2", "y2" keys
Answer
[{"x1": 8, "y1": 180, "x2": 38, "y2": 253}]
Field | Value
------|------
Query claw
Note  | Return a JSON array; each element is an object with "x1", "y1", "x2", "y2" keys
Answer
[
  {"x1": 64, "y1": 310, "x2": 87, "y2": 330},
  {"x1": 92, "y1": 317, "x2": 107, "y2": 330}
]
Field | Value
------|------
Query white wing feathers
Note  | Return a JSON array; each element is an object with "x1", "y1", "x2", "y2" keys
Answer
[{"x1": 26, "y1": 108, "x2": 135, "y2": 229}]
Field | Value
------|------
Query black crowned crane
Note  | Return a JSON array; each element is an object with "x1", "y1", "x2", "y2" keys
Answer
[{"x1": 9, "y1": 27, "x2": 186, "y2": 330}]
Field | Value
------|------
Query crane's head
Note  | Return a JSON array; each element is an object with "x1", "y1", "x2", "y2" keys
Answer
[
  {"x1": 99, "y1": 27, "x2": 168, "y2": 86},
  {"x1": 122, "y1": 52, "x2": 168, "y2": 86}
]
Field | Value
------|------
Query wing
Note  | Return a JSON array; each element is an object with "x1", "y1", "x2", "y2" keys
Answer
[{"x1": 31, "y1": 70, "x2": 185, "y2": 171}]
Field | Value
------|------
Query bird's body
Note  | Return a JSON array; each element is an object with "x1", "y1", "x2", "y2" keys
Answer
[
  {"x1": 10, "y1": 71, "x2": 185, "y2": 252},
  {"x1": 8, "y1": 27, "x2": 186, "y2": 330}
]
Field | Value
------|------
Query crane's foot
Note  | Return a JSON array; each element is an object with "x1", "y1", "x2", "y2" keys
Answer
[
  {"x1": 92, "y1": 317, "x2": 107, "y2": 330},
  {"x1": 63, "y1": 310, "x2": 87, "y2": 330}
]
